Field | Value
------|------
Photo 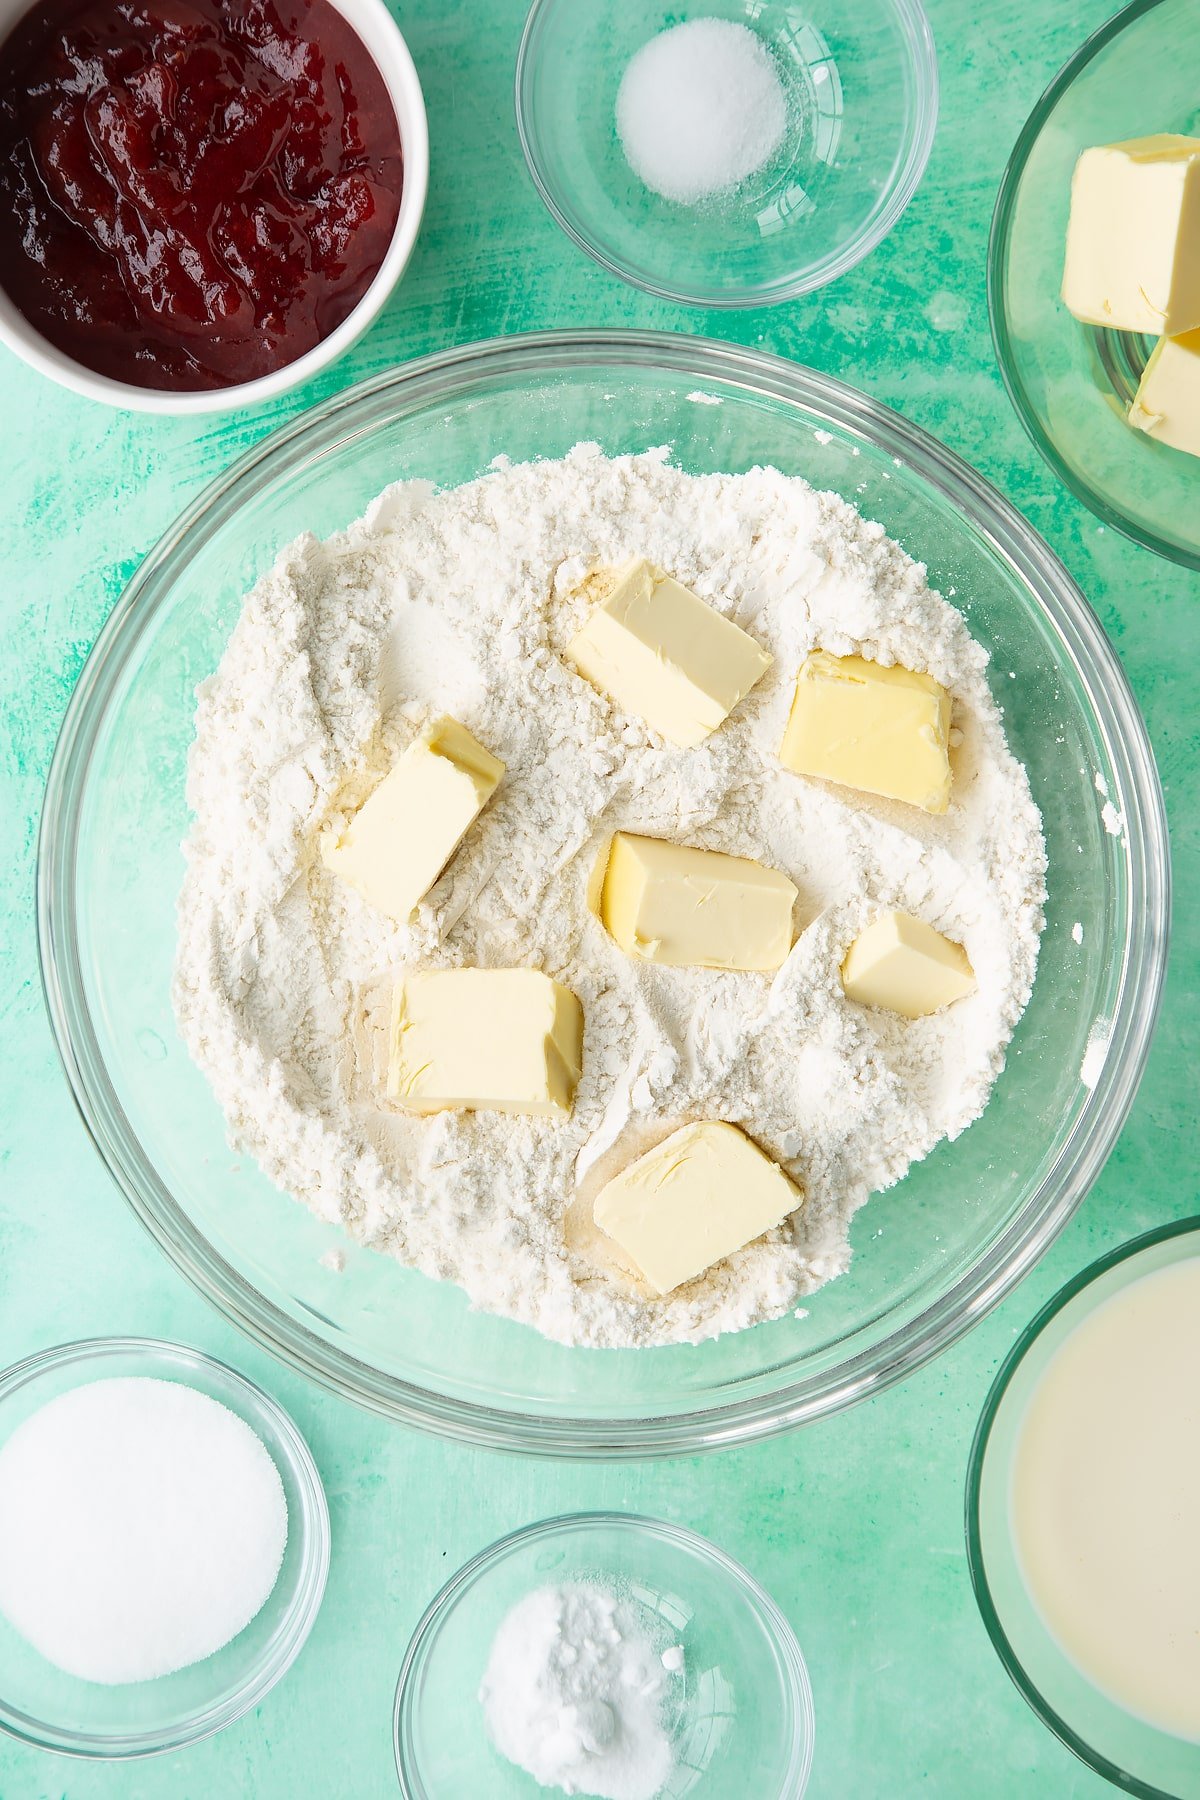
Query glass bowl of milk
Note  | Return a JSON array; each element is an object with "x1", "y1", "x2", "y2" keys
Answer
[{"x1": 968, "y1": 1218, "x2": 1200, "y2": 1797}]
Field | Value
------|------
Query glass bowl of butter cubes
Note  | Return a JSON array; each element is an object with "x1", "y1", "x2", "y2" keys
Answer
[
  {"x1": 990, "y1": 0, "x2": 1200, "y2": 567},
  {"x1": 38, "y1": 329, "x2": 1168, "y2": 1456}
]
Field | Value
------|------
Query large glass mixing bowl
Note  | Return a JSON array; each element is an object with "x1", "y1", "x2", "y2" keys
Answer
[{"x1": 38, "y1": 332, "x2": 1169, "y2": 1458}]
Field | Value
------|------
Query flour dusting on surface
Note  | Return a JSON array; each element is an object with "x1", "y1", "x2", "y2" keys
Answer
[{"x1": 173, "y1": 447, "x2": 1046, "y2": 1348}]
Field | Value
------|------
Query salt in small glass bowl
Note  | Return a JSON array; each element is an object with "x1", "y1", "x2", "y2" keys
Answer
[
  {"x1": 515, "y1": 0, "x2": 938, "y2": 308},
  {"x1": 393, "y1": 1511, "x2": 814, "y2": 1797},
  {"x1": 0, "y1": 1337, "x2": 330, "y2": 1760}
]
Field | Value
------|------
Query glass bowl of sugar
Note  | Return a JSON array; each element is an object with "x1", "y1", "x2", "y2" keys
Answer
[
  {"x1": 968, "y1": 1219, "x2": 1200, "y2": 1797},
  {"x1": 515, "y1": 0, "x2": 938, "y2": 307},
  {"x1": 393, "y1": 1512, "x2": 814, "y2": 1798},
  {"x1": 0, "y1": 1337, "x2": 329, "y2": 1759}
]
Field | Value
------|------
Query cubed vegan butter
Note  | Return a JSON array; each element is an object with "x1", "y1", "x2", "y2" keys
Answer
[
  {"x1": 596, "y1": 831, "x2": 796, "y2": 971},
  {"x1": 322, "y1": 716, "x2": 503, "y2": 922},
  {"x1": 1062, "y1": 135, "x2": 1200, "y2": 335},
  {"x1": 1129, "y1": 327, "x2": 1200, "y2": 458},
  {"x1": 388, "y1": 968, "x2": 583, "y2": 1116},
  {"x1": 780, "y1": 651, "x2": 953, "y2": 813},
  {"x1": 566, "y1": 557, "x2": 772, "y2": 748},
  {"x1": 592, "y1": 1121, "x2": 801, "y2": 1296},
  {"x1": 841, "y1": 911, "x2": 976, "y2": 1018}
]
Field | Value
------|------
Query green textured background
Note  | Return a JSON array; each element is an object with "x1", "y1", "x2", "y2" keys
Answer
[{"x1": 0, "y1": 0, "x2": 1194, "y2": 1794}]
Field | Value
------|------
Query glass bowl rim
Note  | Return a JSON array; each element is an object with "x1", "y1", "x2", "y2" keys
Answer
[
  {"x1": 964, "y1": 1215, "x2": 1200, "y2": 1798},
  {"x1": 986, "y1": 0, "x2": 1199, "y2": 570},
  {"x1": 513, "y1": 0, "x2": 940, "y2": 309},
  {"x1": 391, "y1": 1508, "x2": 816, "y2": 1798},
  {"x1": 36, "y1": 327, "x2": 1170, "y2": 1459},
  {"x1": 0, "y1": 1334, "x2": 330, "y2": 1761}
]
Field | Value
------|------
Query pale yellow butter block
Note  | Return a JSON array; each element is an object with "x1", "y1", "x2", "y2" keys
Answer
[
  {"x1": 597, "y1": 831, "x2": 796, "y2": 971},
  {"x1": 1062, "y1": 135, "x2": 1200, "y2": 335},
  {"x1": 780, "y1": 651, "x2": 952, "y2": 814},
  {"x1": 566, "y1": 557, "x2": 772, "y2": 748},
  {"x1": 841, "y1": 911, "x2": 976, "y2": 1019},
  {"x1": 1128, "y1": 327, "x2": 1200, "y2": 458},
  {"x1": 593, "y1": 1121, "x2": 801, "y2": 1297},
  {"x1": 322, "y1": 717, "x2": 504, "y2": 922},
  {"x1": 388, "y1": 968, "x2": 583, "y2": 1116}
]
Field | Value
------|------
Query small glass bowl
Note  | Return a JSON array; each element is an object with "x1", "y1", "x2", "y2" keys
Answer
[
  {"x1": 0, "y1": 1338, "x2": 330, "y2": 1760},
  {"x1": 393, "y1": 1513, "x2": 814, "y2": 1797},
  {"x1": 967, "y1": 1219, "x2": 1200, "y2": 1797},
  {"x1": 989, "y1": 0, "x2": 1200, "y2": 568},
  {"x1": 515, "y1": 0, "x2": 938, "y2": 308}
]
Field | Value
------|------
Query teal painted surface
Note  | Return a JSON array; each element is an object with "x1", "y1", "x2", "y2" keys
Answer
[{"x1": 0, "y1": 1, "x2": 1194, "y2": 1794}]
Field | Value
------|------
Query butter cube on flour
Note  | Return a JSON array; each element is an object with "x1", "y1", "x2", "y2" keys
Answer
[
  {"x1": 1129, "y1": 327, "x2": 1200, "y2": 458},
  {"x1": 595, "y1": 831, "x2": 796, "y2": 971},
  {"x1": 780, "y1": 651, "x2": 953, "y2": 814},
  {"x1": 388, "y1": 968, "x2": 583, "y2": 1116},
  {"x1": 566, "y1": 557, "x2": 772, "y2": 748},
  {"x1": 841, "y1": 911, "x2": 976, "y2": 1019},
  {"x1": 593, "y1": 1121, "x2": 801, "y2": 1297},
  {"x1": 322, "y1": 716, "x2": 503, "y2": 922},
  {"x1": 1062, "y1": 136, "x2": 1200, "y2": 335}
]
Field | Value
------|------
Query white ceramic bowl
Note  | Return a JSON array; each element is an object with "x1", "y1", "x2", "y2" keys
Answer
[{"x1": 0, "y1": 0, "x2": 428, "y2": 415}]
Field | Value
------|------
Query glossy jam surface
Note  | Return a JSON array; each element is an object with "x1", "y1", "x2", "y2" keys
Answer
[{"x1": 0, "y1": 0, "x2": 403, "y2": 390}]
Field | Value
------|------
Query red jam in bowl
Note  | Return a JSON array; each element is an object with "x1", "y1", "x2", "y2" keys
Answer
[{"x1": 0, "y1": 0, "x2": 404, "y2": 391}]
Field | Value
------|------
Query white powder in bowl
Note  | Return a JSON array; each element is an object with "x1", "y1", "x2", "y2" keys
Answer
[
  {"x1": 173, "y1": 447, "x2": 1046, "y2": 1350},
  {"x1": 616, "y1": 20, "x2": 788, "y2": 205},
  {"x1": 0, "y1": 1377, "x2": 288, "y2": 1684},
  {"x1": 480, "y1": 1581, "x2": 678, "y2": 1800}
]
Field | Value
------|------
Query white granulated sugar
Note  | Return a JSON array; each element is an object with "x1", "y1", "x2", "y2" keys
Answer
[
  {"x1": 616, "y1": 20, "x2": 788, "y2": 205},
  {"x1": 174, "y1": 447, "x2": 1047, "y2": 1349},
  {"x1": 479, "y1": 1581, "x2": 677, "y2": 1800},
  {"x1": 0, "y1": 1378, "x2": 287, "y2": 1684}
]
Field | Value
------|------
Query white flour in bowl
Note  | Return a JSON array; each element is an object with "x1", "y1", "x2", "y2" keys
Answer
[{"x1": 173, "y1": 446, "x2": 1046, "y2": 1348}]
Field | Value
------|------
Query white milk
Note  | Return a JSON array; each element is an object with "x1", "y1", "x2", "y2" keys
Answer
[{"x1": 1012, "y1": 1257, "x2": 1200, "y2": 1740}]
